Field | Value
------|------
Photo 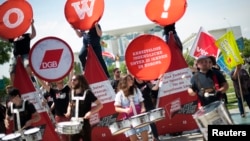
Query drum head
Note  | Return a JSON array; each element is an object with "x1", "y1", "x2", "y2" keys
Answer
[
  {"x1": 57, "y1": 121, "x2": 79, "y2": 126},
  {"x1": 131, "y1": 113, "x2": 148, "y2": 119},
  {"x1": 150, "y1": 107, "x2": 164, "y2": 112},
  {"x1": 2, "y1": 133, "x2": 21, "y2": 140},
  {"x1": 193, "y1": 101, "x2": 221, "y2": 117},
  {"x1": 24, "y1": 127, "x2": 40, "y2": 135},
  {"x1": 0, "y1": 133, "x2": 5, "y2": 138}
]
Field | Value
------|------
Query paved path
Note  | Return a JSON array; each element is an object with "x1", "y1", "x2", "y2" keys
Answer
[{"x1": 158, "y1": 107, "x2": 250, "y2": 141}]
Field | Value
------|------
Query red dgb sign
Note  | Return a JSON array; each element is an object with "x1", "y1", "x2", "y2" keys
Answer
[
  {"x1": 40, "y1": 49, "x2": 63, "y2": 70},
  {"x1": 29, "y1": 37, "x2": 74, "y2": 81}
]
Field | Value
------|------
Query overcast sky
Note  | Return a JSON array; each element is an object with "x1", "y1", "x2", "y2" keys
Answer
[{"x1": 1, "y1": 0, "x2": 250, "y2": 78}]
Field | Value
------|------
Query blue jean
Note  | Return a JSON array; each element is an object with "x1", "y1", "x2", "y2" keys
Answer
[
  {"x1": 237, "y1": 94, "x2": 250, "y2": 115},
  {"x1": 9, "y1": 54, "x2": 29, "y2": 74},
  {"x1": 124, "y1": 125, "x2": 149, "y2": 137},
  {"x1": 78, "y1": 44, "x2": 88, "y2": 70}
]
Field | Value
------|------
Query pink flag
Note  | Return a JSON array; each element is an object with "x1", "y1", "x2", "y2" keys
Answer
[
  {"x1": 14, "y1": 56, "x2": 60, "y2": 141},
  {"x1": 102, "y1": 51, "x2": 115, "y2": 60},
  {"x1": 189, "y1": 27, "x2": 219, "y2": 59}
]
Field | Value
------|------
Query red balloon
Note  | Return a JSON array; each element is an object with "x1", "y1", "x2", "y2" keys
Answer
[
  {"x1": 145, "y1": 0, "x2": 187, "y2": 26},
  {"x1": 0, "y1": 0, "x2": 33, "y2": 39},
  {"x1": 64, "y1": 0, "x2": 104, "y2": 30},
  {"x1": 125, "y1": 34, "x2": 171, "y2": 80}
]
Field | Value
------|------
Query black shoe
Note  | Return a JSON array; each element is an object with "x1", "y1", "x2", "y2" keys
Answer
[
  {"x1": 31, "y1": 76, "x2": 37, "y2": 83},
  {"x1": 241, "y1": 114, "x2": 246, "y2": 118}
]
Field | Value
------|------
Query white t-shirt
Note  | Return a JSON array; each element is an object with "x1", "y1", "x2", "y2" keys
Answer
[{"x1": 114, "y1": 88, "x2": 144, "y2": 108}]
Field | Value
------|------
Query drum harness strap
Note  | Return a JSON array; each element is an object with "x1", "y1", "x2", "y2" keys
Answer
[
  {"x1": 129, "y1": 95, "x2": 137, "y2": 116},
  {"x1": 129, "y1": 88, "x2": 142, "y2": 116},
  {"x1": 71, "y1": 89, "x2": 89, "y2": 122},
  {"x1": 10, "y1": 100, "x2": 26, "y2": 131},
  {"x1": 121, "y1": 89, "x2": 138, "y2": 117}
]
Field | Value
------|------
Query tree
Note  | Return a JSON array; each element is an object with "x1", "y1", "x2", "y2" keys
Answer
[
  {"x1": 0, "y1": 39, "x2": 13, "y2": 64},
  {"x1": 0, "y1": 76, "x2": 11, "y2": 101},
  {"x1": 0, "y1": 39, "x2": 12, "y2": 101},
  {"x1": 241, "y1": 38, "x2": 250, "y2": 58}
]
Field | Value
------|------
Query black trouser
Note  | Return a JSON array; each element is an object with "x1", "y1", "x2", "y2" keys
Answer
[
  {"x1": 70, "y1": 119, "x2": 91, "y2": 141},
  {"x1": 79, "y1": 45, "x2": 110, "y2": 78},
  {"x1": 150, "y1": 122, "x2": 159, "y2": 140},
  {"x1": 0, "y1": 121, "x2": 5, "y2": 133}
]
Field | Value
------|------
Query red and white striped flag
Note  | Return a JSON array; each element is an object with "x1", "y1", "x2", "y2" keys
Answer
[{"x1": 189, "y1": 27, "x2": 219, "y2": 59}]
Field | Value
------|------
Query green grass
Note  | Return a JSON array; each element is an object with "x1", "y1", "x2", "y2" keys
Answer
[
  {"x1": 226, "y1": 92, "x2": 238, "y2": 110},
  {"x1": 225, "y1": 76, "x2": 237, "y2": 110}
]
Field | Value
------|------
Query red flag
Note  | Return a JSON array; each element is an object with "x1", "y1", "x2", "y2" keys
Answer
[
  {"x1": 189, "y1": 27, "x2": 219, "y2": 59},
  {"x1": 84, "y1": 46, "x2": 124, "y2": 140},
  {"x1": 84, "y1": 46, "x2": 108, "y2": 83},
  {"x1": 155, "y1": 32, "x2": 199, "y2": 135},
  {"x1": 14, "y1": 56, "x2": 60, "y2": 141}
]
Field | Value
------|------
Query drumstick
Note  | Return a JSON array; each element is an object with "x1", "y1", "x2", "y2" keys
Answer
[
  {"x1": 204, "y1": 92, "x2": 215, "y2": 97},
  {"x1": 17, "y1": 126, "x2": 26, "y2": 134}
]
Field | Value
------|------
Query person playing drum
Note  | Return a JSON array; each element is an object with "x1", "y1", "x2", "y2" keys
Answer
[
  {"x1": 188, "y1": 55, "x2": 229, "y2": 108},
  {"x1": 114, "y1": 74, "x2": 149, "y2": 141},
  {"x1": 69, "y1": 74, "x2": 103, "y2": 141},
  {"x1": 4, "y1": 88, "x2": 41, "y2": 133},
  {"x1": 134, "y1": 75, "x2": 163, "y2": 141},
  {"x1": 37, "y1": 69, "x2": 73, "y2": 141}
]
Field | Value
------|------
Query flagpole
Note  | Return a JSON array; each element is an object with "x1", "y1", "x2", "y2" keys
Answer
[
  {"x1": 33, "y1": 78, "x2": 56, "y2": 126},
  {"x1": 237, "y1": 73, "x2": 245, "y2": 116}
]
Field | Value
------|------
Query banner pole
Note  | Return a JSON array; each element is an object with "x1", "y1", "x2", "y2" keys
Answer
[{"x1": 237, "y1": 73, "x2": 245, "y2": 116}]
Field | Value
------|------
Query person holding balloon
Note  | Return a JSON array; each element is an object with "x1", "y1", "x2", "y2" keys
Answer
[
  {"x1": 163, "y1": 23, "x2": 183, "y2": 52},
  {"x1": 73, "y1": 22, "x2": 110, "y2": 78}
]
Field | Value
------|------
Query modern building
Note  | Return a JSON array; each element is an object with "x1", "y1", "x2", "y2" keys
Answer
[{"x1": 74, "y1": 24, "x2": 243, "y2": 67}]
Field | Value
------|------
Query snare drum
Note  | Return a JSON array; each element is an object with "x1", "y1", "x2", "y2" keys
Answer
[
  {"x1": 1, "y1": 133, "x2": 21, "y2": 141},
  {"x1": 0, "y1": 134, "x2": 5, "y2": 140},
  {"x1": 24, "y1": 127, "x2": 42, "y2": 141},
  {"x1": 149, "y1": 108, "x2": 165, "y2": 122},
  {"x1": 56, "y1": 121, "x2": 82, "y2": 135},
  {"x1": 192, "y1": 101, "x2": 234, "y2": 141},
  {"x1": 108, "y1": 119, "x2": 131, "y2": 135},
  {"x1": 130, "y1": 113, "x2": 150, "y2": 128}
]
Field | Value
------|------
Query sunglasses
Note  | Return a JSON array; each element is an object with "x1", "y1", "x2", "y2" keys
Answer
[
  {"x1": 71, "y1": 78, "x2": 77, "y2": 82},
  {"x1": 116, "y1": 71, "x2": 121, "y2": 73}
]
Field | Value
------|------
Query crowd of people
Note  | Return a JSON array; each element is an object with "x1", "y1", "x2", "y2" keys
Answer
[{"x1": 1, "y1": 19, "x2": 250, "y2": 141}]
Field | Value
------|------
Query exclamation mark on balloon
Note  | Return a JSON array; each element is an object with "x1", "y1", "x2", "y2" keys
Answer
[{"x1": 161, "y1": 0, "x2": 171, "y2": 18}]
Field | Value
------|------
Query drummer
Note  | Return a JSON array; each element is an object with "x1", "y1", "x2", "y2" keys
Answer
[
  {"x1": 114, "y1": 74, "x2": 149, "y2": 141},
  {"x1": 37, "y1": 69, "x2": 73, "y2": 141},
  {"x1": 134, "y1": 75, "x2": 163, "y2": 141},
  {"x1": 4, "y1": 88, "x2": 41, "y2": 132},
  {"x1": 187, "y1": 55, "x2": 229, "y2": 107},
  {"x1": 69, "y1": 74, "x2": 103, "y2": 141}
]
